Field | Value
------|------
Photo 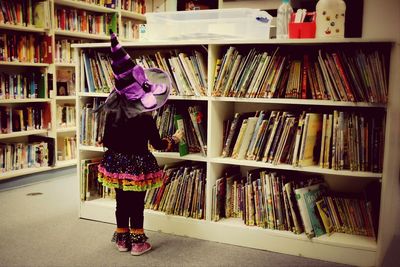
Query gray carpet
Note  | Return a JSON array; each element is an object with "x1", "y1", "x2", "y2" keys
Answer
[{"x1": 0, "y1": 172, "x2": 350, "y2": 267}]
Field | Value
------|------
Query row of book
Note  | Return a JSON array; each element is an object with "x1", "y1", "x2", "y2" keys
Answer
[
  {"x1": 57, "y1": 136, "x2": 77, "y2": 161},
  {"x1": 121, "y1": 20, "x2": 141, "y2": 41},
  {"x1": 76, "y1": 0, "x2": 116, "y2": 9},
  {"x1": 0, "y1": 104, "x2": 51, "y2": 133},
  {"x1": 80, "y1": 98, "x2": 106, "y2": 146},
  {"x1": 0, "y1": 136, "x2": 55, "y2": 172},
  {"x1": 145, "y1": 163, "x2": 206, "y2": 219},
  {"x1": 132, "y1": 50, "x2": 208, "y2": 97},
  {"x1": 57, "y1": 104, "x2": 76, "y2": 128},
  {"x1": 80, "y1": 158, "x2": 115, "y2": 201},
  {"x1": 0, "y1": 0, "x2": 50, "y2": 28},
  {"x1": 122, "y1": 0, "x2": 145, "y2": 14},
  {"x1": 152, "y1": 103, "x2": 207, "y2": 156},
  {"x1": 56, "y1": 68, "x2": 76, "y2": 96},
  {"x1": 82, "y1": 50, "x2": 114, "y2": 93},
  {"x1": 212, "y1": 168, "x2": 379, "y2": 239},
  {"x1": 55, "y1": 39, "x2": 80, "y2": 64},
  {"x1": 0, "y1": 33, "x2": 52, "y2": 63},
  {"x1": 222, "y1": 110, "x2": 384, "y2": 173},
  {"x1": 55, "y1": 8, "x2": 117, "y2": 36},
  {"x1": 212, "y1": 46, "x2": 388, "y2": 103},
  {"x1": 0, "y1": 72, "x2": 46, "y2": 99}
]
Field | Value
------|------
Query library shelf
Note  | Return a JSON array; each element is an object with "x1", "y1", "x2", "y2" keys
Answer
[
  {"x1": 0, "y1": 23, "x2": 47, "y2": 33},
  {"x1": 78, "y1": 92, "x2": 109, "y2": 98},
  {"x1": 209, "y1": 157, "x2": 383, "y2": 178},
  {"x1": 120, "y1": 10, "x2": 146, "y2": 21},
  {"x1": 152, "y1": 152, "x2": 207, "y2": 162},
  {"x1": 79, "y1": 197, "x2": 376, "y2": 267},
  {"x1": 74, "y1": 38, "x2": 398, "y2": 267},
  {"x1": 211, "y1": 97, "x2": 387, "y2": 108},
  {"x1": 0, "y1": 166, "x2": 53, "y2": 181},
  {"x1": 56, "y1": 127, "x2": 77, "y2": 133},
  {"x1": 79, "y1": 145, "x2": 106, "y2": 152},
  {"x1": 54, "y1": 0, "x2": 117, "y2": 13},
  {"x1": 54, "y1": 30, "x2": 110, "y2": 41},
  {"x1": 54, "y1": 62, "x2": 77, "y2": 68},
  {"x1": 55, "y1": 96, "x2": 76, "y2": 100},
  {"x1": 0, "y1": 129, "x2": 49, "y2": 139},
  {"x1": 0, "y1": 62, "x2": 49, "y2": 67},
  {"x1": 0, "y1": 99, "x2": 51, "y2": 104},
  {"x1": 169, "y1": 95, "x2": 209, "y2": 101},
  {"x1": 56, "y1": 159, "x2": 77, "y2": 168}
]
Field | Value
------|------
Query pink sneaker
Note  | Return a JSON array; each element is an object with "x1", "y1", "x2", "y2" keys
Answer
[
  {"x1": 131, "y1": 242, "x2": 152, "y2": 256},
  {"x1": 112, "y1": 232, "x2": 130, "y2": 252}
]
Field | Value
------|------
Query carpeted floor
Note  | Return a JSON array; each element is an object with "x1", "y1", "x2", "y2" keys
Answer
[{"x1": 0, "y1": 170, "x2": 350, "y2": 267}]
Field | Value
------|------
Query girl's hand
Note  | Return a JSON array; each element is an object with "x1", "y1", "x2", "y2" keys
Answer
[{"x1": 172, "y1": 129, "x2": 184, "y2": 144}]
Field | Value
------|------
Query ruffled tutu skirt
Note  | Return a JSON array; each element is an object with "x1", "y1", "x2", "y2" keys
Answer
[{"x1": 98, "y1": 150, "x2": 163, "y2": 191}]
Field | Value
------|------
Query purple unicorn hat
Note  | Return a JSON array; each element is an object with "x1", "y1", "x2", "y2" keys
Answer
[{"x1": 95, "y1": 32, "x2": 171, "y2": 120}]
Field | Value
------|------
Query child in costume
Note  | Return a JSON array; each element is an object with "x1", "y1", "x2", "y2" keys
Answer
[{"x1": 96, "y1": 32, "x2": 182, "y2": 256}]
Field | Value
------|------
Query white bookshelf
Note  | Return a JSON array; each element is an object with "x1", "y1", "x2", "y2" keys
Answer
[
  {"x1": 0, "y1": 130, "x2": 49, "y2": 140},
  {"x1": 54, "y1": 0, "x2": 117, "y2": 13},
  {"x1": 0, "y1": 99, "x2": 51, "y2": 104},
  {"x1": 54, "y1": 30, "x2": 110, "y2": 41},
  {"x1": 73, "y1": 37, "x2": 399, "y2": 267},
  {"x1": 0, "y1": 24, "x2": 48, "y2": 33}
]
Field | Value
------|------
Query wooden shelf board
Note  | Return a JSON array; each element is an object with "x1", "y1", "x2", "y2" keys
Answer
[
  {"x1": 153, "y1": 152, "x2": 207, "y2": 162},
  {"x1": 211, "y1": 97, "x2": 386, "y2": 108},
  {"x1": 72, "y1": 38, "x2": 395, "y2": 48},
  {"x1": 56, "y1": 127, "x2": 76, "y2": 133},
  {"x1": 79, "y1": 145, "x2": 106, "y2": 152},
  {"x1": 120, "y1": 10, "x2": 146, "y2": 20},
  {"x1": 78, "y1": 92, "x2": 110, "y2": 97},
  {"x1": 169, "y1": 95, "x2": 209, "y2": 101},
  {"x1": 0, "y1": 23, "x2": 47, "y2": 33},
  {"x1": 0, "y1": 129, "x2": 48, "y2": 139},
  {"x1": 54, "y1": 0, "x2": 117, "y2": 13},
  {"x1": 55, "y1": 62, "x2": 77, "y2": 67},
  {"x1": 56, "y1": 159, "x2": 77, "y2": 168},
  {"x1": 0, "y1": 166, "x2": 53, "y2": 180},
  {"x1": 210, "y1": 157, "x2": 382, "y2": 178},
  {"x1": 55, "y1": 96, "x2": 76, "y2": 100},
  {"x1": 0, "y1": 98, "x2": 51, "y2": 104},
  {"x1": 0, "y1": 61, "x2": 49, "y2": 67},
  {"x1": 55, "y1": 30, "x2": 110, "y2": 40}
]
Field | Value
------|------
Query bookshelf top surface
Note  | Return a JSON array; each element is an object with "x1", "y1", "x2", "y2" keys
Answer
[{"x1": 72, "y1": 38, "x2": 395, "y2": 48}]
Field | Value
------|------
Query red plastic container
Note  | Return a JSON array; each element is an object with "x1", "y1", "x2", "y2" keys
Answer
[{"x1": 288, "y1": 12, "x2": 316, "y2": 39}]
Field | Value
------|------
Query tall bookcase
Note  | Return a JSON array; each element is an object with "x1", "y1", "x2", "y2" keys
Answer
[
  {"x1": 0, "y1": 0, "x2": 150, "y2": 180},
  {"x1": 73, "y1": 38, "x2": 399, "y2": 267}
]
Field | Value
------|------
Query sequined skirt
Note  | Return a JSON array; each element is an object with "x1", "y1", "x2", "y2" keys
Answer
[{"x1": 98, "y1": 150, "x2": 163, "y2": 191}]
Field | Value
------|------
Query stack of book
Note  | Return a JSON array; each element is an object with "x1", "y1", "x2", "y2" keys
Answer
[
  {"x1": 122, "y1": 0, "x2": 146, "y2": 14},
  {"x1": 152, "y1": 103, "x2": 207, "y2": 156},
  {"x1": 55, "y1": 8, "x2": 117, "y2": 36},
  {"x1": 0, "y1": 72, "x2": 46, "y2": 99},
  {"x1": 212, "y1": 46, "x2": 388, "y2": 103},
  {"x1": 145, "y1": 163, "x2": 206, "y2": 219},
  {"x1": 80, "y1": 98, "x2": 106, "y2": 146},
  {"x1": 82, "y1": 50, "x2": 114, "y2": 93},
  {"x1": 0, "y1": 137, "x2": 54, "y2": 172},
  {"x1": 0, "y1": 33, "x2": 52, "y2": 63},
  {"x1": 80, "y1": 158, "x2": 115, "y2": 201},
  {"x1": 222, "y1": 110, "x2": 384, "y2": 173},
  {"x1": 0, "y1": 104, "x2": 51, "y2": 133},
  {"x1": 212, "y1": 168, "x2": 379, "y2": 239}
]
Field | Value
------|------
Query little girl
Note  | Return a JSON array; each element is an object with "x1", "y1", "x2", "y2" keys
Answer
[{"x1": 96, "y1": 32, "x2": 182, "y2": 256}]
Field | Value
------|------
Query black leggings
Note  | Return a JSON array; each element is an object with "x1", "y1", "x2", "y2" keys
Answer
[{"x1": 115, "y1": 189, "x2": 146, "y2": 229}]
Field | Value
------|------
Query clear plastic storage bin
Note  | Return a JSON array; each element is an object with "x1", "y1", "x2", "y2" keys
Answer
[{"x1": 145, "y1": 8, "x2": 272, "y2": 41}]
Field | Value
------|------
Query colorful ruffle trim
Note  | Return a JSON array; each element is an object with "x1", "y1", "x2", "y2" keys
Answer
[
  {"x1": 98, "y1": 171, "x2": 163, "y2": 191},
  {"x1": 98, "y1": 165, "x2": 163, "y2": 181}
]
